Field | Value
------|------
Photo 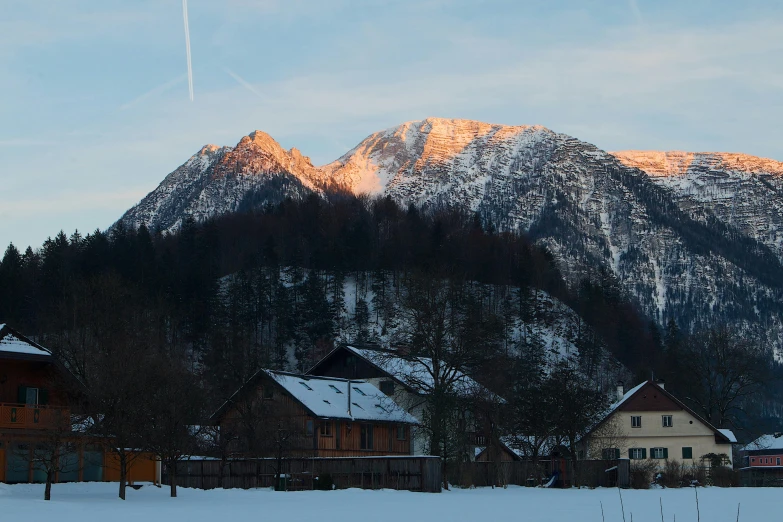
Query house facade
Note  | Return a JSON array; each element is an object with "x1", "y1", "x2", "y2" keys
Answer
[
  {"x1": 739, "y1": 434, "x2": 783, "y2": 486},
  {"x1": 211, "y1": 369, "x2": 419, "y2": 458},
  {"x1": 580, "y1": 381, "x2": 735, "y2": 468},
  {"x1": 308, "y1": 344, "x2": 492, "y2": 457},
  {"x1": 0, "y1": 324, "x2": 158, "y2": 484}
]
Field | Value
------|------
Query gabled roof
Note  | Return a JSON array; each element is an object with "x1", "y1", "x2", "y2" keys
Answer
[
  {"x1": 211, "y1": 369, "x2": 418, "y2": 425},
  {"x1": 0, "y1": 324, "x2": 54, "y2": 361},
  {"x1": 582, "y1": 380, "x2": 735, "y2": 444},
  {"x1": 743, "y1": 433, "x2": 783, "y2": 452},
  {"x1": 311, "y1": 344, "x2": 489, "y2": 399}
]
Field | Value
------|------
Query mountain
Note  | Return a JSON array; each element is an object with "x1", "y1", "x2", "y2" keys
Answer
[
  {"x1": 119, "y1": 118, "x2": 783, "y2": 361},
  {"x1": 612, "y1": 151, "x2": 783, "y2": 262}
]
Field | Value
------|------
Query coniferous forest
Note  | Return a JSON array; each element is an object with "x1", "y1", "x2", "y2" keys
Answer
[{"x1": 0, "y1": 194, "x2": 780, "y2": 435}]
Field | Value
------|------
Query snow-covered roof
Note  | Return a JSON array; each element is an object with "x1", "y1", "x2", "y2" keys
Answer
[
  {"x1": 265, "y1": 370, "x2": 418, "y2": 424},
  {"x1": 345, "y1": 346, "x2": 485, "y2": 398},
  {"x1": 607, "y1": 381, "x2": 648, "y2": 414},
  {"x1": 585, "y1": 380, "x2": 735, "y2": 445},
  {"x1": 718, "y1": 429, "x2": 738, "y2": 443},
  {"x1": 743, "y1": 434, "x2": 783, "y2": 452},
  {"x1": 0, "y1": 325, "x2": 52, "y2": 358}
]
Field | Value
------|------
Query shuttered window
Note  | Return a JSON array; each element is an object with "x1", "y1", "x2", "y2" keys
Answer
[
  {"x1": 602, "y1": 448, "x2": 621, "y2": 460},
  {"x1": 682, "y1": 447, "x2": 693, "y2": 459},
  {"x1": 651, "y1": 447, "x2": 668, "y2": 459},
  {"x1": 629, "y1": 448, "x2": 646, "y2": 459}
]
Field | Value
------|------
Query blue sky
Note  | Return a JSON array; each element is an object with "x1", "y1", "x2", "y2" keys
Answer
[{"x1": 2, "y1": 0, "x2": 782, "y2": 250}]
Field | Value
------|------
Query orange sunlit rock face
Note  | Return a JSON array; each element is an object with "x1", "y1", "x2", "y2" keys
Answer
[{"x1": 611, "y1": 150, "x2": 783, "y2": 178}]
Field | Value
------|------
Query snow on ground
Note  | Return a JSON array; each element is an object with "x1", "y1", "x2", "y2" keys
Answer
[{"x1": 1, "y1": 482, "x2": 777, "y2": 522}]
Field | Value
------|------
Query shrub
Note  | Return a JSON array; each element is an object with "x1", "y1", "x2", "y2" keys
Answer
[
  {"x1": 314, "y1": 473, "x2": 334, "y2": 491},
  {"x1": 683, "y1": 463, "x2": 707, "y2": 486},
  {"x1": 710, "y1": 466, "x2": 739, "y2": 487},
  {"x1": 630, "y1": 461, "x2": 658, "y2": 489},
  {"x1": 656, "y1": 460, "x2": 685, "y2": 488}
]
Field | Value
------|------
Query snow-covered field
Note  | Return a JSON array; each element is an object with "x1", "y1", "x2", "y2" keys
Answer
[{"x1": 1, "y1": 483, "x2": 777, "y2": 522}]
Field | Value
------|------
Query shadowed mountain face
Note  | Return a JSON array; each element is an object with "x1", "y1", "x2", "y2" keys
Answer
[{"x1": 119, "y1": 118, "x2": 783, "y2": 361}]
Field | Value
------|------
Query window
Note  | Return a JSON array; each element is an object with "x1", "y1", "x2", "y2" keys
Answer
[
  {"x1": 360, "y1": 424, "x2": 374, "y2": 450},
  {"x1": 629, "y1": 448, "x2": 646, "y2": 460},
  {"x1": 602, "y1": 448, "x2": 620, "y2": 460},
  {"x1": 263, "y1": 385, "x2": 274, "y2": 399},
  {"x1": 18, "y1": 386, "x2": 39, "y2": 405},
  {"x1": 397, "y1": 425, "x2": 406, "y2": 440},
  {"x1": 651, "y1": 447, "x2": 668, "y2": 459},
  {"x1": 380, "y1": 380, "x2": 395, "y2": 396},
  {"x1": 662, "y1": 415, "x2": 673, "y2": 428},
  {"x1": 374, "y1": 403, "x2": 388, "y2": 413},
  {"x1": 328, "y1": 384, "x2": 343, "y2": 394},
  {"x1": 631, "y1": 416, "x2": 642, "y2": 428},
  {"x1": 320, "y1": 421, "x2": 332, "y2": 437},
  {"x1": 299, "y1": 382, "x2": 313, "y2": 391},
  {"x1": 306, "y1": 420, "x2": 314, "y2": 437},
  {"x1": 352, "y1": 387, "x2": 366, "y2": 396},
  {"x1": 778, "y1": 457, "x2": 781, "y2": 466},
  {"x1": 682, "y1": 447, "x2": 693, "y2": 459}
]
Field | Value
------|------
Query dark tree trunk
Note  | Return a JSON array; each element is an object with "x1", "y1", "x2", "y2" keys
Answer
[
  {"x1": 168, "y1": 462, "x2": 177, "y2": 497},
  {"x1": 119, "y1": 452, "x2": 127, "y2": 500},
  {"x1": 44, "y1": 470, "x2": 53, "y2": 500}
]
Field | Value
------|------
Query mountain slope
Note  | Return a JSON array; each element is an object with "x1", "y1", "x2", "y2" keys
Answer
[
  {"x1": 119, "y1": 118, "x2": 783, "y2": 360},
  {"x1": 120, "y1": 132, "x2": 319, "y2": 232},
  {"x1": 612, "y1": 151, "x2": 783, "y2": 262}
]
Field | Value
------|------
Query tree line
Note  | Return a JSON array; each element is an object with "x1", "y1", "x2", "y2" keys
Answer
[{"x1": 1, "y1": 194, "x2": 779, "y2": 497}]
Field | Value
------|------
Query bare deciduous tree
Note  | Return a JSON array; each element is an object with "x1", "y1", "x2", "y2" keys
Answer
[{"x1": 682, "y1": 327, "x2": 772, "y2": 429}]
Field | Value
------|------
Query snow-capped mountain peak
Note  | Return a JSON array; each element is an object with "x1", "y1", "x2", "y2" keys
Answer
[{"x1": 118, "y1": 119, "x2": 783, "y2": 362}]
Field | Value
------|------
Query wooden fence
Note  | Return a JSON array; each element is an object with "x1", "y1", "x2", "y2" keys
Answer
[
  {"x1": 163, "y1": 456, "x2": 442, "y2": 493},
  {"x1": 448, "y1": 459, "x2": 630, "y2": 489}
]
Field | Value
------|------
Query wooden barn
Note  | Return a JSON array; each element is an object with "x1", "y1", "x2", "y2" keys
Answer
[
  {"x1": 211, "y1": 370, "x2": 419, "y2": 458},
  {"x1": 0, "y1": 324, "x2": 158, "y2": 484}
]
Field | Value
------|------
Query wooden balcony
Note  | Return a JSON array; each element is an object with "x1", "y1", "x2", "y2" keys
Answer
[{"x1": 0, "y1": 403, "x2": 70, "y2": 430}]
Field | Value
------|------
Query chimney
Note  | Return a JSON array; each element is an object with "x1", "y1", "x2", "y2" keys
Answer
[
  {"x1": 616, "y1": 382, "x2": 625, "y2": 402},
  {"x1": 656, "y1": 379, "x2": 666, "y2": 390}
]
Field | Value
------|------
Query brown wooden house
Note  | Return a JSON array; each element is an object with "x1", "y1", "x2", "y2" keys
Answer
[
  {"x1": 211, "y1": 370, "x2": 419, "y2": 458},
  {"x1": 0, "y1": 324, "x2": 157, "y2": 484},
  {"x1": 308, "y1": 344, "x2": 497, "y2": 457}
]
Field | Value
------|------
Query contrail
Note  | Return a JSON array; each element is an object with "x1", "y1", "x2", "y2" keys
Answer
[
  {"x1": 182, "y1": 0, "x2": 194, "y2": 101},
  {"x1": 225, "y1": 68, "x2": 265, "y2": 99},
  {"x1": 120, "y1": 75, "x2": 186, "y2": 110},
  {"x1": 628, "y1": 0, "x2": 643, "y2": 25}
]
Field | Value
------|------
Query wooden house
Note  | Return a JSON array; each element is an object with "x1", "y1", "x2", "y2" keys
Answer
[
  {"x1": 308, "y1": 344, "x2": 494, "y2": 457},
  {"x1": 0, "y1": 324, "x2": 157, "y2": 484},
  {"x1": 211, "y1": 369, "x2": 419, "y2": 458}
]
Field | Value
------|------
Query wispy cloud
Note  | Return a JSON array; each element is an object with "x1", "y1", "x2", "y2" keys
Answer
[
  {"x1": 1, "y1": 188, "x2": 151, "y2": 218},
  {"x1": 0, "y1": 138, "x2": 42, "y2": 147}
]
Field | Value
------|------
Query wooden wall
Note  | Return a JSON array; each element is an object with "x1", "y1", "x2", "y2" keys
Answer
[
  {"x1": 0, "y1": 360, "x2": 65, "y2": 406},
  {"x1": 164, "y1": 456, "x2": 442, "y2": 493},
  {"x1": 219, "y1": 374, "x2": 413, "y2": 457},
  {"x1": 309, "y1": 348, "x2": 387, "y2": 380}
]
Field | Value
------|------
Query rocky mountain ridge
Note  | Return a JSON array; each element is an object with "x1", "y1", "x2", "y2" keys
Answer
[{"x1": 119, "y1": 118, "x2": 783, "y2": 361}]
